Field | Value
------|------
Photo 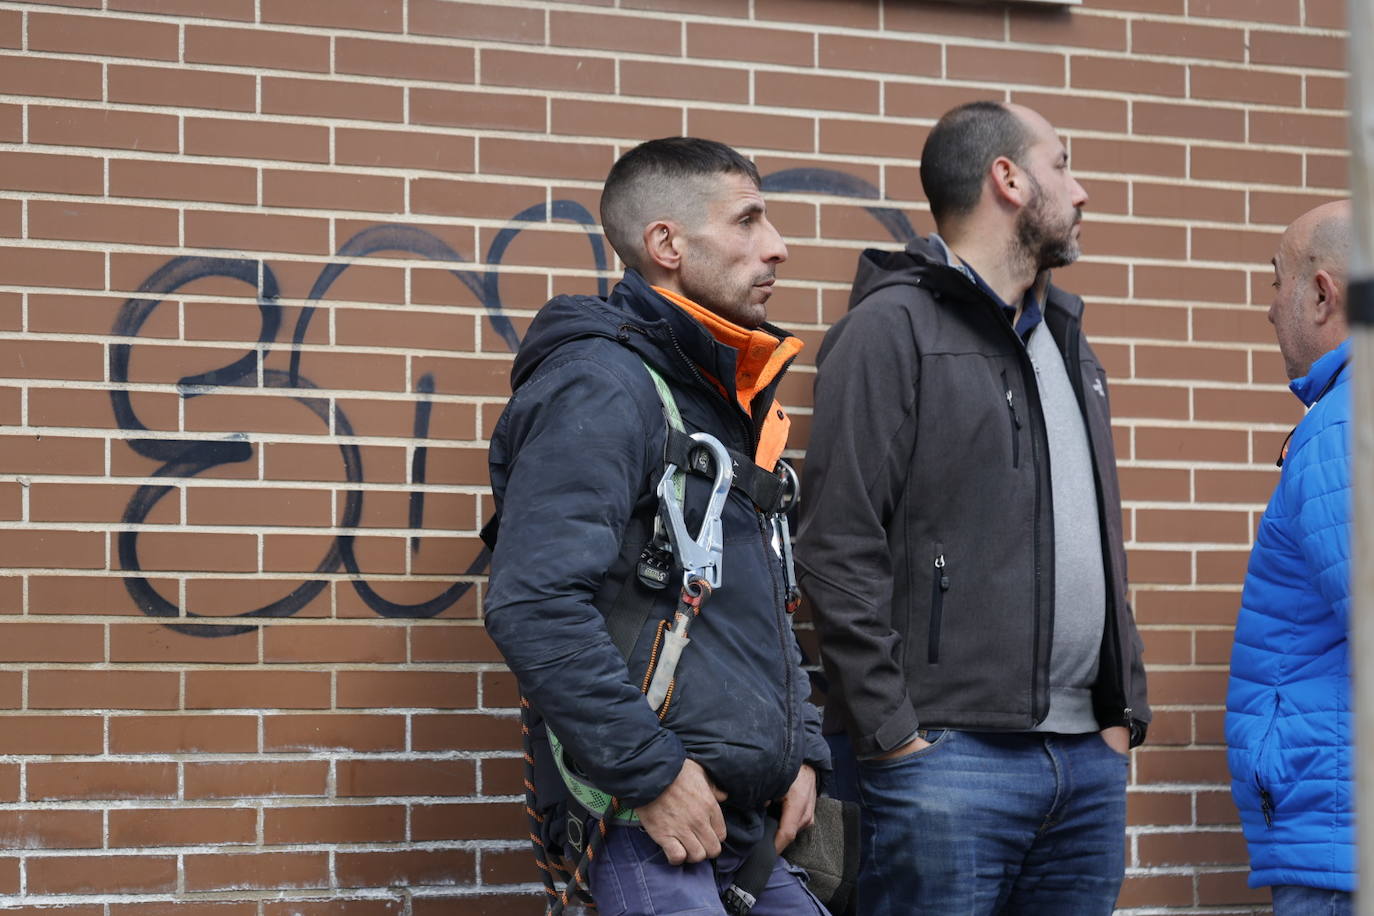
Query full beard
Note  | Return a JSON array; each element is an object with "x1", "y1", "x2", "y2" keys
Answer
[{"x1": 1017, "y1": 199, "x2": 1081, "y2": 271}]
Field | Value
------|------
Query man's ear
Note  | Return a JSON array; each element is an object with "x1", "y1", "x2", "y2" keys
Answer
[
  {"x1": 990, "y1": 156, "x2": 1028, "y2": 208},
  {"x1": 642, "y1": 220, "x2": 682, "y2": 273},
  {"x1": 1312, "y1": 269, "x2": 1340, "y2": 324}
]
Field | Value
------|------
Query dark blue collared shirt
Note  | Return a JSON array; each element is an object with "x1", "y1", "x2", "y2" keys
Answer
[{"x1": 960, "y1": 260, "x2": 1043, "y2": 341}]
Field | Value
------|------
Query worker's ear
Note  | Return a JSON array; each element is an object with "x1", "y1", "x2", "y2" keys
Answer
[
  {"x1": 643, "y1": 220, "x2": 683, "y2": 273},
  {"x1": 1312, "y1": 269, "x2": 1340, "y2": 325}
]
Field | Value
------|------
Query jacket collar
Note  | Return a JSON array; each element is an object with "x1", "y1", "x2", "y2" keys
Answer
[{"x1": 1290, "y1": 338, "x2": 1351, "y2": 407}]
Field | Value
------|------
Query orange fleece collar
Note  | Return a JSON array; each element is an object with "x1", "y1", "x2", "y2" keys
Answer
[{"x1": 652, "y1": 286, "x2": 802, "y2": 471}]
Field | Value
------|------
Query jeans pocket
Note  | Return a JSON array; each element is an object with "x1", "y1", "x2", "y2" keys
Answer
[{"x1": 859, "y1": 729, "x2": 955, "y2": 770}]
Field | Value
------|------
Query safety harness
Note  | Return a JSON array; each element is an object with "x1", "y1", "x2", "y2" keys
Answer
[{"x1": 503, "y1": 358, "x2": 801, "y2": 915}]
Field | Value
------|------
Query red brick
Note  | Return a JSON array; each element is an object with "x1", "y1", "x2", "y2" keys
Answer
[
  {"x1": 819, "y1": 34, "x2": 941, "y2": 77},
  {"x1": 109, "y1": 624, "x2": 260, "y2": 663},
  {"x1": 337, "y1": 36, "x2": 474, "y2": 83},
  {"x1": 1192, "y1": 64, "x2": 1301, "y2": 106},
  {"x1": 1251, "y1": 110, "x2": 1347, "y2": 151},
  {"x1": 1192, "y1": 145, "x2": 1301, "y2": 186},
  {"x1": 620, "y1": 60, "x2": 748, "y2": 105},
  {"x1": 30, "y1": 669, "x2": 183, "y2": 711},
  {"x1": 551, "y1": 10, "x2": 681, "y2": 55},
  {"x1": 487, "y1": 49, "x2": 616, "y2": 95},
  {"x1": 0, "y1": 55, "x2": 102, "y2": 100},
  {"x1": 1135, "y1": 101, "x2": 1244, "y2": 142},
  {"x1": 29, "y1": 105, "x2": 179, "y2": 152},
  {"x1": 1138, "y1": 828, "x2": 1247, "y2": 865},
  {"x1": 1133, "y1": 181, "x2": 1245, "y2": 223},
  {"x1": 30, "y1": 11, "x2": 178, "y2": 59},
  {"x1": 263, "y1": 623, "x2": 407, "y2": 663},
  {"x1": 111, "y1": 159, "x2": 257, "y2": 205},
  {"x1": 185, "y1": 760, "x2": 328, "y2": 798},
  {"x1": 262, "y1": 0, "x2": 402, "y2": 32},
  {"x1": 337, "y1": 670, "x2": 477, "y2": 709},
  {"x1": 0, "y1": 529, "x2": 104, "y2": 570},
  {"x1": 552, "y1": 98, "x2": 684, "y2": 142},
  {"x1": 1305, "y1": 0, "x2": 1346, "y2": 26},
  {"x1": 0, "y1": 714, "x2": 102, "y2": 758},
  {"x1": 757, "y1": 71, "x2": 881, "y2": 114},
  {"x1": 185, "y1": 25, "x2": 330, "y2": 73},
  {"x1": 263, "y1": 714, "x2": 406, "y2": 752},
  {"x1": 111, "y1": 714, "x2": 258, "y2": 754},
  {"x1": 30, "y1": 200, "x2": 179, "y2": 247},
  {"x1": 686, "y1": 22, "x2": 811, "y2": 66},
  {"x1": 29, "y1": 855, "x2": 177, "y2": 894},
  {"x1": 1250, "y1": 30, "x2": 1344, "y2": 70},
  {"x1": 265, "y1": 805, "x2": 406, "y2": 844},
  {"x1": 948, "y1": 45, "x2": 1064, "y2": 87},
  {"x1": 412, "y1": 801, "x2": 524, "y2": 841},
  {"x1": 338, "y1": 128, "x2": 474, "y2": 172},
  {"x1": 480, "y1": 138, "x2": 614, "y2": 182},
  {"x1": 109, "y1": 64, "x2": 256, "y2": 112},
  {"x1": 263, "y1": 169, "x2": 405, "y2": 214},
  {"x1": 110, "y1": 807, "x2": 257, "y2": 847},
  {"x1": 1073, "y1": 138, "x2": 1185, "y2": 179},
  {"x1": 28, "y1": 761, "x2": 177, "y2": 800},
  {"x1": 1072, "y1": 55, "x2": 1184, "y2": 97},
  {"x1": 337, "y1": 849, "x2": 477, "y2": 888},
  {"x1": 185, "y1": 851, "x2": 331, "y2": 891},
  {"x1": 186, "y1": 669, "x2": 331, "y2": 709},
  {"x1": 1131, "y1": 20, "x2": 1245, "y2": 61},
  {"x1": 411, "y1": 87, "x2": 545, "y2": 132},
  {"x1": 263, "y1": 77, "x2": 403, "y2": 123},
  {"x1": 0, "y1": 150, "x2": 102, "y2": 195},
  {"x1": 337, "y1": 758, "x2": 476, "y2": 797},
  {"x1": 1009, "y1": 8, "x2": 1127, "y2": 50},
  {"x1": 111, "y1": 0, "x2": 253, "y2": 17},
  {"x1": 687, "y1": 109, "x2": 814, "y2": 155},
  {"x1": 186, "y1": 211, "x2": 330, "y2": 256},
  {"x1": 409, "y1": 0, "x2": 544, "y2": 43},
  {"x1": 0, "y1": 810, "x2": 102, "y2": 849},
  {"x1": 1194, "y1": 0, "x2": 1299, "y2": 21}
]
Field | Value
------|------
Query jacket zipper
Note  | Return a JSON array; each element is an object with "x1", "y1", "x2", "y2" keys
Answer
[
  {"x1": 928, "y1": 545, "x2": 948, "y2": 664},
  {"x1": 1255, "y1": 691, "x2": 1281, "y2": 827},
  {"x1": 1001, "y1": 369, "x2": 1023, "y2": 468}
]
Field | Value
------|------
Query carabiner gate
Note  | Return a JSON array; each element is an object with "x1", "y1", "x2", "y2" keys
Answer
[{"x1": 655, "y1": 431, "x2": 733, "y2": 591}]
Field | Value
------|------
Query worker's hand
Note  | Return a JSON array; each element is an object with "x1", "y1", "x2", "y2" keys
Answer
[
  {"x1": 1100, "y1": 725, "x2": 1130, "y2": 756},
  {"x1": 637, "y1": 758, "x2": 728, "y2": 865},
  {"x1": 773, "y1": 764, "x2": 817, "y2": 853},
  {"x1": 871, "y1": 733, "x2": 932, "y2": 762}
]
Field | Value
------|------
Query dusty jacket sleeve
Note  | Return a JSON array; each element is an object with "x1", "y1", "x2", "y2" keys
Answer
[
  {"x1": 484, "y1": 353, "x2": 685, "y2": 808},
  {"x1": 795, "y1": 296, "x2": 921, "y2": 757}
]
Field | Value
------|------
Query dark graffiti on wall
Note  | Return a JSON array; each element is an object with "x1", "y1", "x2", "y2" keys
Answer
[{"x1": 110, "y1": 169, "x2": 915, "y2": 636}]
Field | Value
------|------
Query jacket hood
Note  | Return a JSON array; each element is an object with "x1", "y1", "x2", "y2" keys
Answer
[
  {"x1": 512, "y1": 268, "x2": 792, "y2": 403},
  {"x1": 848, "y1": 234, "x2": 1085, "y2": 324}
]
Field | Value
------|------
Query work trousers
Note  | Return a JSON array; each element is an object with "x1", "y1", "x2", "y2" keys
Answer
[
  {"x1": 585, "y1": 819, "x2": 831, "y2": 916},
  {"x1": 855, "y1": 729, "x2": 1128, "y2": 915}
]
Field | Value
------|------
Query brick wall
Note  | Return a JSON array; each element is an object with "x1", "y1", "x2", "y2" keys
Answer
[{"x1": 0, "y1": 0, "x2": 1348, "y2": 911}]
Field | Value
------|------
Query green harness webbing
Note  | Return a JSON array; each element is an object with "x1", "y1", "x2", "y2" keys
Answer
[{"x1": 546, "y1": 358, "x2": 688, "y2": 825}]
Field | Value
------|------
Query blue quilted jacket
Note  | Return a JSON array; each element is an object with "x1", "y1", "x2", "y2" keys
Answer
[{"x1": 1226, "y1": 339, "x2": 1352, "y2": 891}]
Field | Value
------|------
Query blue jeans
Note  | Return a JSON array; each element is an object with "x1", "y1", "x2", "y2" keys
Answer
[
  {"x1": 855, "y1": 730, "x2": 1128, "y2": 915},
  {"x1": 1271, "y1": 885, "x2": 1353, "y2": 916},
  {"x1": 586, "y1": 820, "x2": 831, "y2": 916}
]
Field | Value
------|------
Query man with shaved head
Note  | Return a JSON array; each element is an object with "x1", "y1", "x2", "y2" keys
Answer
[
  {"x1": 1226, "y1": 200, "x2": 1354, "y2": 913},
  {"x1": 797, "y1": 101, "x2": 1150, "y2": 913},
  {"x1": 485, "y1": 137, "x2": 831, "y2": 915}
]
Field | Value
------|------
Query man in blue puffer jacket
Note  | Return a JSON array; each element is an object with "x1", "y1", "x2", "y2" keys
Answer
[{"x1": 1227, "y1": 199, "x2": 1354, "y2": 913}]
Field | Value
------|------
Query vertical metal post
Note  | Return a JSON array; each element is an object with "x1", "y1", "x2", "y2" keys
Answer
[{"x1": 1350, "y1": 0, "x2": 1374, "y2": 909}]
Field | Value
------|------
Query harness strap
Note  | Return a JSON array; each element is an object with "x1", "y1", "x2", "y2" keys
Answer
[{"x1": 663, "y1": 427, "x2": 786, "y2": 515}]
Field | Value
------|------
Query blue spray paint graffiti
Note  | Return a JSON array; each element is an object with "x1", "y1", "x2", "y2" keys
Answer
[{"x1": 111, "y1": 169, "x2": 912, "y2": 636}]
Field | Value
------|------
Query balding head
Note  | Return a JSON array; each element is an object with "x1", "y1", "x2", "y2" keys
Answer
[{"x1": 1269, "y1": 200, "x2": 1352, "y2": 379}]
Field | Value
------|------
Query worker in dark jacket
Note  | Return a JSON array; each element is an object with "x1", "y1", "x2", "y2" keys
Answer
[
  {"x1": 796, "y1": 101, "x2": 1150, "y2": 914},
  {"x1": 486, "y1": 137, "x2": 830, "y2": 915}
]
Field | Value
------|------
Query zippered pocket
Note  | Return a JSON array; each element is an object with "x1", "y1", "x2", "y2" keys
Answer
[
  {"x1": 1001, "y1": 369, "x2": 1023, "y2": 468},
  {"x1": 928, "y1": 546, "x2": 949, "y2": 664},
  {"x1": 1253, "y1": 691, "x2": 1281, "y2": 828}
]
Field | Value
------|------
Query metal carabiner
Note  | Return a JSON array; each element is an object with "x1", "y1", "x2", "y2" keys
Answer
[{"x1": 655, "y1": 431, "x2": 733, "y2": 591}]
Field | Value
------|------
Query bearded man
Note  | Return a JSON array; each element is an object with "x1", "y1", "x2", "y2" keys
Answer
[{"x1": 795, "y1": 101, "x2": 1151, "y2": 915}]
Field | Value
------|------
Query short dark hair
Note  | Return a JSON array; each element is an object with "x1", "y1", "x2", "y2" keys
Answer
[
  {"x1": 600, "y1": 137, "x2": 760, "y2": 269},
  {"x1": 920, "y1": 102, "x2": 1031, "y2": 225}
]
